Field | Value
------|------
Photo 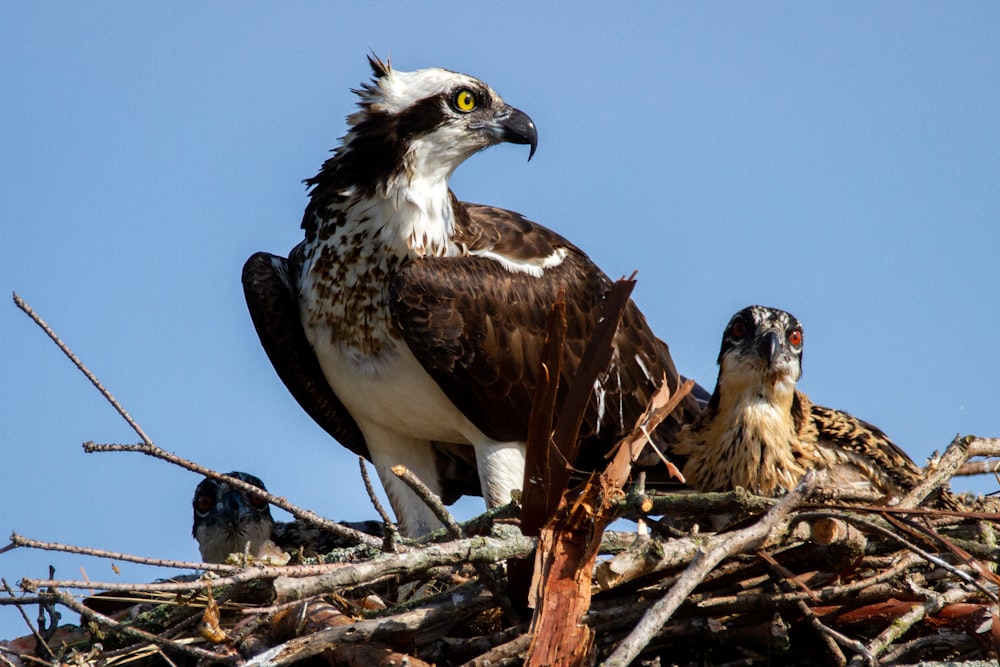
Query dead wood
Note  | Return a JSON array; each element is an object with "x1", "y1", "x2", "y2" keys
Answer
[{"x1": 5, "y1": 291, "x2": 1000, "y2": 667}]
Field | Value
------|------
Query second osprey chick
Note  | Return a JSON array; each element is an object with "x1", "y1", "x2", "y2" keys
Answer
[{"x1": 675, "y1": 305, "x2": 955, "y2": 508}]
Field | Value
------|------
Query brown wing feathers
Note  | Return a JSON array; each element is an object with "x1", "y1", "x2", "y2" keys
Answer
[
  {"x1": 391, "y1": 201, "x2": 701, "y2": 457},
  {"x1": 242, "y1": 250, "x2": 369, "y2": 460}
]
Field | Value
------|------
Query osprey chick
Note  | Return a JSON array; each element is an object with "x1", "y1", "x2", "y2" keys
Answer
[
  {"x1": 244, "y1": 57, "x2": 702, "y2": 535},
  {"x1": 192, "y1": 472, "x2": 276, "y2": 563},
  {"x1": 676, "y1": 305, "x2": 956, "y2": 508},
  {"x1": 192, "y1": 472, "x2": 381, "y2": 563}
]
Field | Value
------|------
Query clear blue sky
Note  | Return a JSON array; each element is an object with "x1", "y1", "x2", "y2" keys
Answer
[{"x1": 3, "y1": 4, "x2": 998, "y2": 640}]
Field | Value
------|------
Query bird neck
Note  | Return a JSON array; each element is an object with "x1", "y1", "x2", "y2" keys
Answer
[
  {"x1": 312, "y1": 155, "x2": 462, "y2": 261},
  {"x1": 710, "y1": 369, "x2": 805, "y2": 494},
  {"x1": 374, "y1": 165, "x2": 460, "y2": 259}
]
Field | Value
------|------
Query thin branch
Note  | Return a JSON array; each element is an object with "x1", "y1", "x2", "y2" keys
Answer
[
  {"x1": 460, "y1": 634, "x2": 532, "y2": 667},
  {"x1": 84, "y1": 443, "x2": 382, "y2": 549},
  {"x1": 900, "y1": 435, "x2": 995, "y2": 509},
  {"x1": 272, "y1": 534, "x2": 534, "y2": 604},
  {"x1": 7, "y1": 533, "x2": 239, "y2": 573},
  {"x1": 392, "y1": 464, "x2": 519, "y2": 622},
  {"x1": 44, "y1": 586, "x2": 237, "y2": 663},
  {"x1": 693, "y1": 552, "x2": 922, "y2": 613},
  {"x1": 878, "y1": 631, "x2": 981, "y2": 664},
  {"x1": 14, "y1": 295, "x2": 378, "y2": 550},
  {"x1": 956, "y1": 457, "x2": 1000, "y2": 477},
  {"x1": 358, "y1": 456, "x2": 394, "y2": 529},
  {"x1": 604, "y1": 472, "x2": 816, "y2": 667},
  {"x1": 13, "y1": 292, "x2": 153, "y2": 445},
  {"x1": 847, "y1": 584, "x2": 971, "y2": 666},
  {"x1": 1, "y1": 578, "x2": 54, "y2": 661},
  {"x1": 20, "y1": 563, "x2": 337, "y2": 594},
  {"x1": 391, "y1": 465, "x2": 464, "y2": 536},
  {"x1": 243, "y1": 588, "x2": 496, "y2": 667}
]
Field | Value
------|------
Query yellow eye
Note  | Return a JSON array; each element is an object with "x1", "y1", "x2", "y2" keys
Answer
[{"x1": 454, "y1": 89, "x2": 477, "y2": 112}]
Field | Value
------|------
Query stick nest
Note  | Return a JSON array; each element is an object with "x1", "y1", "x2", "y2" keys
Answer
[{"x1": 4, "y1": 291, "x2": 999, "y2": 667}]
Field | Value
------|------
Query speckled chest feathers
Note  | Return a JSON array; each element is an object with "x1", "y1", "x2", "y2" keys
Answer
[
  {"x1": 301, "y1": 206, "x2": 410, "y2": 355},
  {"x1": 680, "y1": 372, "x2": 820, "y2": 495}
]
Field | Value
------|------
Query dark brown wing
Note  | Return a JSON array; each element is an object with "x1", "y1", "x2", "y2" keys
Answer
[
  {"x1": 391, "y1": 202, "x2": 701, "y2": 473},
  {"x1": 243, "y1": 250, "x2": 369, "y2": 459},
  {"x1": 809, "y1": 400, "x2": 922, "y2": 490},
  {"x1": 242, "y1": 250, "x2": 480, "y2": 503},
  {"x1": 808, "y1": 397, "x2": 959, "y2": 508}
]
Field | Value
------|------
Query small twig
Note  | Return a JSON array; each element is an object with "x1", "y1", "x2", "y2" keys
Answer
[
  {"x1": 847, "y1": 584, "x2": 971, "y2": 666},
  {"x1": 242, "y1": 588, "x2": 496, "y2": 667},
  {"x1": 359, "y1": 456, "x2": 394, "y2": 528},
  {"x1": 15, "y1": 294, "x2": 377, "y2": 549},
  {"x1": 392, "y1": 465, "x2": 519, "y2": 622},
  {"x1": 757, "y1": 550, "x2": 818, "y2": 602},
  {"x1": 1, "y1": 578, "x2": 54, "y2": 661},
  {"x1": 84, "y1": 444, "x2": 382, "y2": 549},
  {"x1": 8, "y1": 533, "x2": 240, "y2": 573},
  {"x1": 693, "y1": 552, "x2": 915, "y2": 613},
  {"x1": 461, "y1": 634, "x2": 532, "y2": 667},
  {"x1": 956, "y1": 457, "x2": 1000, "y2": 477},
  {"x1": 0, "y1": 595, "x2": 62, "y2": 607},
  {"x1": 799, "y1": 597, "x2": 870, "y2": 666},
  {"x1": 392, "y1": 465, "x2": 464, "y2": 536},
  {"x1": 13, "y1": 292, "x2": 154, "y2": 445},
  {"x1": 44, "y1": 586, "x2": 237, "y2": 663},
  {"x1": 900, "y1": 435, "x2": 996, "y2": 509},
  {"x1": 796, "y1": 511, "x2": 988, "y2": 594},
  {"x1": 758, "y1": 552, "x2": 855, "y2": 666},
  {"x1": 878, "y1": 632, "x2": 981, "y2": 664},
  {"x1": 604, "y1": 472, "x2": 816, "y2": 667}
]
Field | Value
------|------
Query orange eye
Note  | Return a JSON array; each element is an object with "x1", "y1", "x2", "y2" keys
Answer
[
  {"x1": 731, "y1": 321, "x2": 748, "y2": 338},
  {"x1": 196, "y1": 495, "x2": 213, "y2": 512},
  {"x1": 248, "y1": 493, "x2": 268, "y2": 508},
  {"x1": 788, "y1": 330, "x2": 803, "y2": 346}
]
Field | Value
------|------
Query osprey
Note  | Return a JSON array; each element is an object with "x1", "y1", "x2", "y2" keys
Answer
[
  {"x1": 243, "y1": 57, "x2": 702, "y2": 535},
  {"x1": 192, "y1": 472, "x2": 276, "y2": 563},
  {"x1": 192, "y1": 472, "x2": 382, "y2": 563},
  {"x1": 675, "y1": 305, "x2": 958, "y2": 508}
]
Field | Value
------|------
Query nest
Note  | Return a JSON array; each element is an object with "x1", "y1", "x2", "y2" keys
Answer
[{"x1": 4, "y1": 290, "x2": 1000, "y2": 667}]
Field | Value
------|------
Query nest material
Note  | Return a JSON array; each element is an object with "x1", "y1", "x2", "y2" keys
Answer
[
  {"x1": 5, "y1": 289, "x2": 1000, "y2": 667},
  {"x1": 2, "y1": 479, "x2": 999, "y2": 667}
]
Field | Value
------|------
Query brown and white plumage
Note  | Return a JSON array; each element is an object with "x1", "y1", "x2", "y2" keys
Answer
[
  {"x1": 676, "y1": 305, "x2": 955, "y2": 507},
  {"x1": 243, "y1": 57, "x2": 702, "y2": 535},
  {"x1": 192, "y1": 472, "x2": 382, "y2": 563}
]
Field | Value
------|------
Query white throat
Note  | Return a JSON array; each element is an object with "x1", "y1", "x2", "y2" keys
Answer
[{"x1": 378, "y1": 163, "x2": 459, "y2": 258}]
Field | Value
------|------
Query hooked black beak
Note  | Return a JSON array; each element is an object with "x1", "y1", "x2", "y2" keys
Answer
[
  {"x1": 221, "y1": 491, "x2": 252, "y2": 525},
  {"x1": 756, "y1": 330, "x2": 782, "y2": 366},
  {"x1": 494, "y1": 106, "x2": 538, "y2": 160}
]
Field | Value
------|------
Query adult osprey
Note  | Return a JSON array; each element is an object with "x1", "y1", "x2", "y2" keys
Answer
[{"x1": 244, "y1": 57, "x2": 702, "y2": 535}]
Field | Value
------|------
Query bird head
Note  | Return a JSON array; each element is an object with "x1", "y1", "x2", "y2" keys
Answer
[
  {"x1": 191, "y1": 472, "x2": 275, "y2": 563},
  {"x1": 327, "y1": 56, "x2": 537, "y2": 192},
  {"x1": 716, "y1": 305, "x2": 804, "y2": 397}
]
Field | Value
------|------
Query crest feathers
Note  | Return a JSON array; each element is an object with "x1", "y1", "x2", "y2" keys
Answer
[{"x1": 367, "y1": 53, "x2": 391, "y2": 79}]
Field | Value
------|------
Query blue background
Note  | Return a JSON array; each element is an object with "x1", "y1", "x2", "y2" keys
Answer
[{"x1": 3, "y1": 3, "x2": 998, "y2": 640}]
